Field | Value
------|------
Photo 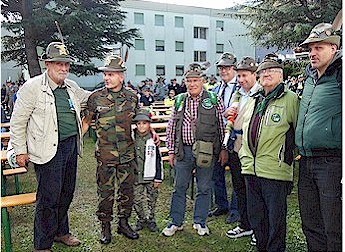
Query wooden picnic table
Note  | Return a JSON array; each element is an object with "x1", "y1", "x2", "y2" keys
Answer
[
  {"x1": 151, "y1": 114, "x2": 171, "y2": 121},
  {"x1": 152, "y1": 108, "x2": 171, "y2": 113},
  {"x1": 150, "y1": 122, "x2": 168, "y2": 130},
  {"x1": 1, "y1": 150, "x2": 7, "y2": 162},
  {"x1": 0, "y1": 122, "x2": 10, "y2": 129},
  {"x1": 1, "y1": 132, "x2": 10, "y2": 140},
  {"x1": 151, "y1": 105, "x2": 172, "y2": 109}
]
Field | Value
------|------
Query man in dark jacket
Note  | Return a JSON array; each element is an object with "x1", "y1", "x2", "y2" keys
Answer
[{"x1": 296, "y1": 23, "x2": 342, "y2": 252}]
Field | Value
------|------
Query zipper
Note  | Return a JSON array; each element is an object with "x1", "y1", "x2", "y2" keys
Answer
[
  {"x1": 278, "y1": 144, "x2": 285, "y2": 167},
  {"x1": 300, "y1": 78, "x2": 317, "y2": 154}
]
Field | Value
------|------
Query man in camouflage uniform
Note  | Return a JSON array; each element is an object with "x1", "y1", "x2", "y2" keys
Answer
[{"x1": 82, "y1": 55, "x2": 140, "y2": 243}]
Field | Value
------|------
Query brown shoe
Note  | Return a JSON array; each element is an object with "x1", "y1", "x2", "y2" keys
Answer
[{"x1": 54, "y1": 234, "x2": 81, "y2": 246}]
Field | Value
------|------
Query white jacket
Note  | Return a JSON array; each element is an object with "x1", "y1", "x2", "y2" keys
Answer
[{"x1": 10, "y1": 71, "x2": 90, "y2": 164}]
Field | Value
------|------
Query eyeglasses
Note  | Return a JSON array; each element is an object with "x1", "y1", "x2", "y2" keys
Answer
[
  {"x1": 259, "y1": 69, "x2": 282, "y2": 75},
  {"x1": 217, "y1": 66, "x2": 233, "y2": 71}
]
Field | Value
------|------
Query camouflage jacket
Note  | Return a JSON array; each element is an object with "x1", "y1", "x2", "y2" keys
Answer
[{"x1": 86, "y1": 86, "x2": 139, "y2": 164}]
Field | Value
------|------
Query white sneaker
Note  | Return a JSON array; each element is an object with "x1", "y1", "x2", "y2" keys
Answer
[
  {"x1": 226, "y1": 226, "x2": 253, "y2": 238},
  {"x1": 250, "y1": 234, "x2": 257, "y2": 246},
  {"x1": 162, "y1": 223, "x2": 183, "y2": 237},
  {"x1": 193, "y1": 223, "x2": 210, "y2": 236}
]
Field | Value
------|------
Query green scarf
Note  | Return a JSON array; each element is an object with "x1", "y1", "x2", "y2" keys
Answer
[{"x1": 256, "y1": 83, "x2": 284, "y2": 116}]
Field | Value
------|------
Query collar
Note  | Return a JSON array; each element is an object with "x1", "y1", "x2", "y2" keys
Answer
[
  {"x1": 222, "y1": 76, "x2": 237, "y2": 87},
  {"x1": 239, "y1": 82, "x2": 260, "y2": 96},
  {"x1": 46, "y1": 72, "x2": 66, "y2": 91}
]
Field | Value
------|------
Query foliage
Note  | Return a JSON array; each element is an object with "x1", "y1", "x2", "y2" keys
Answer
[
  {"x1": 234, "y1": 0, "x2": 342, "y2": 50},
  {"x1": 1, "y1": 0, "x2": 139, "y2": 77},
  {"x1": 283, "y1": 59, "x2": 309, "y2": 78},
  {"x1": 1, "y1": 136, "x2": 307, "y2": 252}
]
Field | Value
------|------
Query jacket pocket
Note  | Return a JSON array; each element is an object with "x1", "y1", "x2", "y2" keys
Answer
[{"x1": 265, "y1": 105, "x2": 285, "y2": 127}]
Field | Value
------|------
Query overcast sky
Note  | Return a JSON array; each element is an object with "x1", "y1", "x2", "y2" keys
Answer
[{"x1": 141, "y1": 0, "x2": 245, "y2": 9}]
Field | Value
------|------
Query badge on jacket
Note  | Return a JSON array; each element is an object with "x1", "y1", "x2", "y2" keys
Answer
[
  {"x1": 271, "y1": 113, "x2": 281, "y2": 122},
  {"x1": 202, "y1": 98, "x2": 214, "y2": 109}
]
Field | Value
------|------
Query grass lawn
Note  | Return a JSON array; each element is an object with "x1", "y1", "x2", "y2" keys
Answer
[{"x1": 1, "y1": 135, "x2": 307, "y2": 251}]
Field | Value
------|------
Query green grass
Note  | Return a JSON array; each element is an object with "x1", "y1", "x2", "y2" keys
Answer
[{"x1": 2, "y1": 136, "x2": 307, "y2": 251}]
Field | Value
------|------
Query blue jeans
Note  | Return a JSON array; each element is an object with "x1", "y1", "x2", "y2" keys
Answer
[
  {"x1": 298, "y1": 156, "x2": 342, "y2": 252},
  {"x1": 245, "y1": 175, "x2": 292, "y2": 252},
  {"x1": 211, "y1": 159, "x2": 229, "y2": 211},
  {"x1": 211, "y1": 158, "x2": 238, "y2": 213},
  {"x1": 34, "y1": 135, "x2": 78, "y2": 250},
  {"x1": 170, "y1": 145, "x2": 214, "y2": 226}
]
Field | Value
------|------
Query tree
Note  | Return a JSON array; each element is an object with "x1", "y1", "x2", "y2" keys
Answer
[
  {"x1": 234, "y1": 0, "x2": 342, "y2": 50},
  {"x1": 1, "y1": 0, "x2": 139, "y2": 77}
]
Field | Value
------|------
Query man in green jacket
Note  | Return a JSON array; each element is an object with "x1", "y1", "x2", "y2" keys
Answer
[
  {"x1": 239, "y1": 54, "x2": 299, "y2": 251},
  {"x1": 296, "y1": 23, "x2": 342, "y2": 252}
]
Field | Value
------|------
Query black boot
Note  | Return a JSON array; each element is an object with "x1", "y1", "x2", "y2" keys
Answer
[
  {"x1": 117, "y1": 218, "x2": 139, "y2": 240},
  {"x1": 100, "y1": 222, "x2": 112, "y2": 244},
  {"x1": 134, "y1": 219, "x2": 147, "y2": 232}
]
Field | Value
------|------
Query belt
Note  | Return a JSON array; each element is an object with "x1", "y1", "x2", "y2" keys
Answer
[{"x1": 310, "y1": 148, "x2": 341, "y2": 157}]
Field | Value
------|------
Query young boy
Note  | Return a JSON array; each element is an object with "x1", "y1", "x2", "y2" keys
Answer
[{"x1": 133, "y1": 108, "x2": 163, "y2": 232}]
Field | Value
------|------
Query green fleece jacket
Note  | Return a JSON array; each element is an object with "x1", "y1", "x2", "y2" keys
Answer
[{"x1": 239, "y1": 85, "x2": 299, "y2": 182}]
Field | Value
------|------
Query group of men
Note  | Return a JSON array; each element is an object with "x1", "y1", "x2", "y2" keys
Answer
[{"x1": 8, "y1": 21, "x2": 341, "y2": 252}]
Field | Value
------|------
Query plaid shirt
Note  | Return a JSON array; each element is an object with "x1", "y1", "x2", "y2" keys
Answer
[{"x1": 166, "y1": 90, "x2": 225, "y2": 154}]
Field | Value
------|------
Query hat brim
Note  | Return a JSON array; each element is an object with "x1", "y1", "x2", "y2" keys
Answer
[
  {"x1": 216, "y1": 59, "x2": 236, "y2": 66},
  {"x1": 40, "y1": 54, "x2": 76, "y2": 63},
  {"x1": 299, "y1": 36, "x2": 340, "y2": 48},
  {"x1": 184, "y1": 74, "x2": 202, "y2": 78},
  {"x1": 98, "y1": 66, "x2": 127, "y2": 72},
  {"x1": 133, "y1": 115, "x2": 151, "y2": 122},
  {"x1": 257, "y1": 63, "x2": 283, "y2": 72},
  {"x1": 235, "y1": 66, "x2": 257, "y2": 72}
]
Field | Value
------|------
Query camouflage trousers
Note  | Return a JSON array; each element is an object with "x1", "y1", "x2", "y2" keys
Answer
[
  {"x1": 133, "y1": 182, "x2": 159, "y2": 222},
  {"x1": 96, "y1": 159, "x2": 136, "y2": 222}
]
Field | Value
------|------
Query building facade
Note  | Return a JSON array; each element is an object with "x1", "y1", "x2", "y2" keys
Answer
[{"x1": 120, "y1": 0, "x2": 255, "y2": 86}]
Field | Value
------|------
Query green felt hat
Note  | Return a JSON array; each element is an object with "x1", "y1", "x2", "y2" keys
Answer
[
  {"x1": 40, "y1": 42, "x2": 76, "y2": 63},
  {"x1": 300, "y1": 23, "x2": 340, "y2": 48}
]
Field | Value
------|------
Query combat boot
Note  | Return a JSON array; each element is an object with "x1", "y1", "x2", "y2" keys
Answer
[
  {"x1": 100, "y1": 221, "x2": 112, "y2": 244},
  {"x1": 117, "y1": 218, "x2": 139, "y2": 240}
]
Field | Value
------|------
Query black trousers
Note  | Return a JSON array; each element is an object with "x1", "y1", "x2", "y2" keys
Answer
[
  {"x1": 34, "y1": 135, "x2": 78, "y2": 250},
  {"x1": 229, "y1": 151, "x2": 251, "y2": 230}
]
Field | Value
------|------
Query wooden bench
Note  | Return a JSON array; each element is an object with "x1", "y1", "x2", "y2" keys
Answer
[
  {"x1": 3, "y1": 167, "x2": 27, "y2": 177},
  {"x1": 1, "y1": 151, "x2": 27, "y2": 195},
  {"x1": 1, "y1": 192, "x2": 36, "y2": 252}
]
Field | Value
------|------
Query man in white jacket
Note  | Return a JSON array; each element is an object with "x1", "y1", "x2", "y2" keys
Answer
[{"x1": 10, "y1": 42, "x2": 90, "y2": 252}]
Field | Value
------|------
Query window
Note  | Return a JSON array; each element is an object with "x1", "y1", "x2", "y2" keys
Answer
[
  {"x1": 194, "y1": 51, "x2": 206, "y2": 62},
  {"x1": 155, "y1": 14, "x2": 164, "y2": 26},
  {"x1": 175, "y1": 41, "x2": 184, "y2": 52},
  {"x1": 176, "y1": 65, "x2": 184, "y2": 76},
  {"x1": 156, "y1": 65, "x2": 165, "y2": 76},
  {"x1": 155, "y1": 40, "x2": 165, "y2": 51},
  {"x1": 216, "y1": 44, "x2": 224, "y2": 53},
  {"x1": 216, "y1": 20, "x2": 224, "y2": 31},
  {"x1": 194, "y1": 27, "x2": 207, "y2": 39},
  {"x1": 135, "y1": 39, "x2": 145, "y2": 50},
  {"x1": 134, "y1": 12, "x2": 144, "y2": 24},
  {"x1": 136, "y1": 64, "x2": 145, "y2": 76},
  {"x1": 175, "y1": 16, "x2": 184, "y2": 27}
]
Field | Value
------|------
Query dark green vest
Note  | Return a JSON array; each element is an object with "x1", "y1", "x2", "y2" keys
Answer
[{"x1": 174, "y1": 91, "x2": 221, "y2": 160}]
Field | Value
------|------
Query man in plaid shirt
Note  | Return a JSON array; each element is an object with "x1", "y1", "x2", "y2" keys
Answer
[{"x1": 162, "y1": 63, "x2": 227, "y2": 237}]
